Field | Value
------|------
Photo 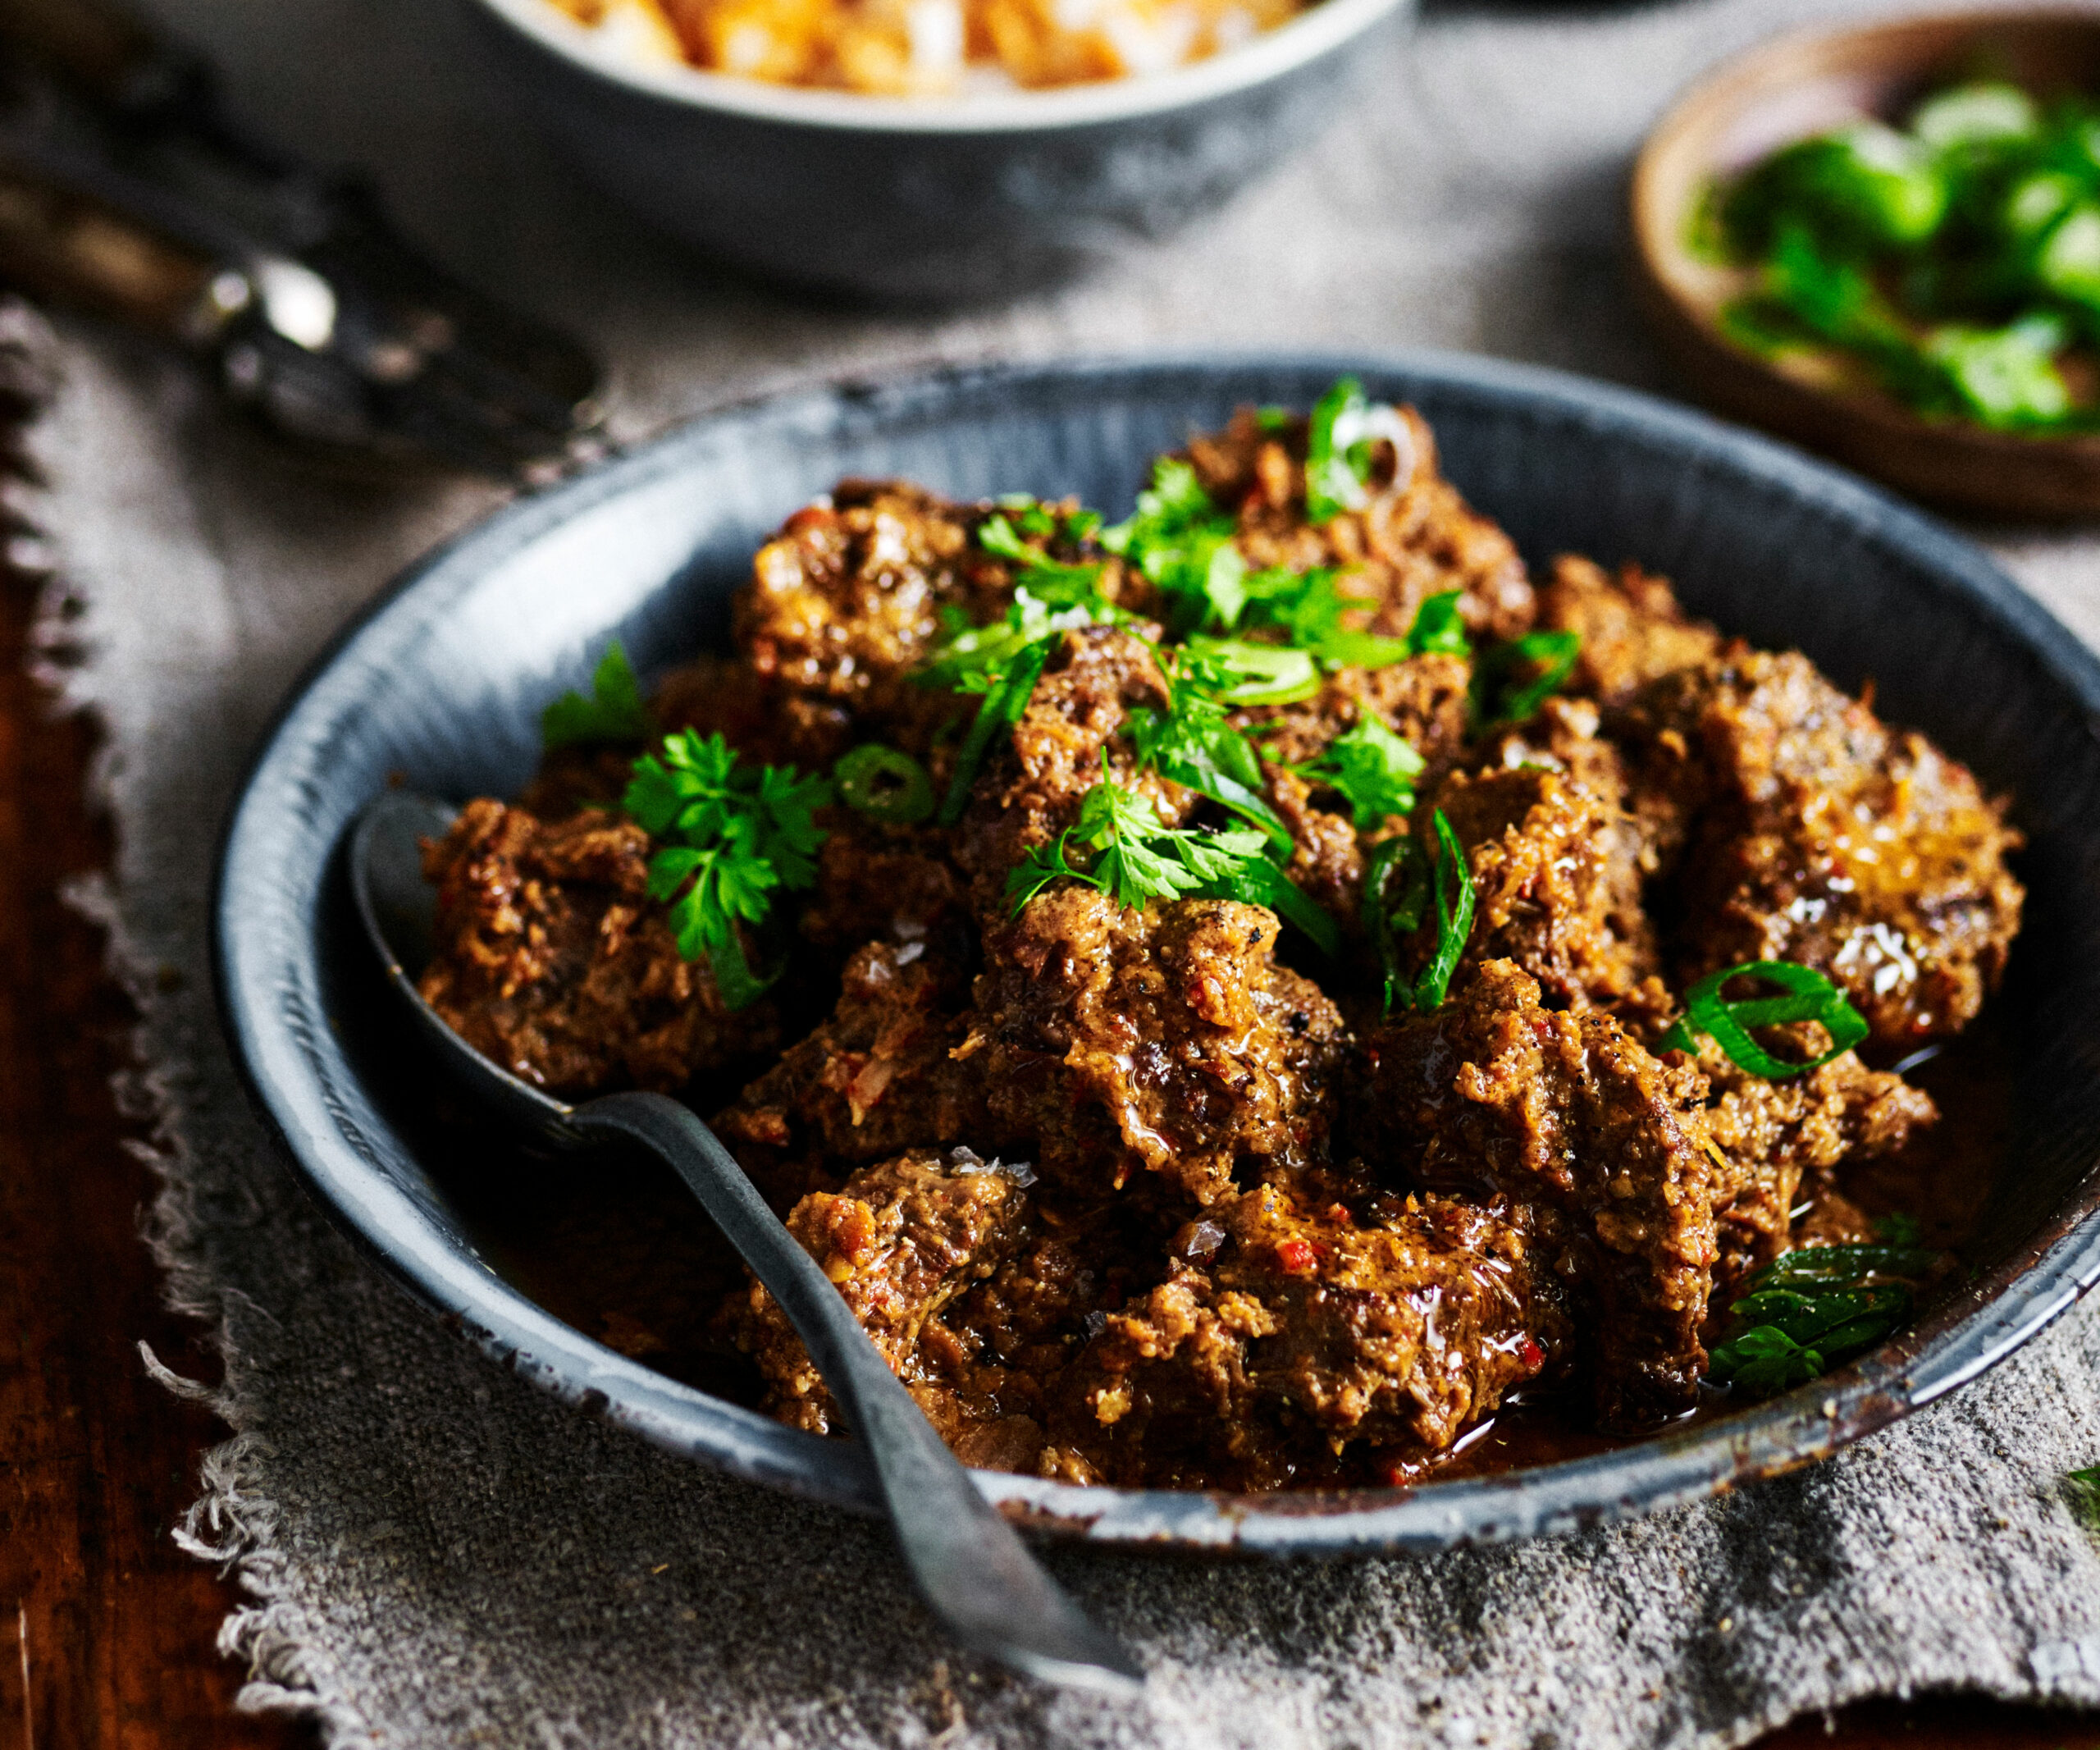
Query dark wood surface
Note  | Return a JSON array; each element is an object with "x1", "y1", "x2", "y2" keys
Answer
[
  {"x1": 0, "y1": 544, "x2": 308, "y2": 1748},
  {"x1": 0, "y1": 461, "x2": 2090, "y2": 1750}
]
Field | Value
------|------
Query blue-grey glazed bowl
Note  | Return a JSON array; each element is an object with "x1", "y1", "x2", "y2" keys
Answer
[
  {"x1": 450, "y1": 0, "x2": 1407, "y2": 301},
  {"x1": 216, "y1": 352, "x2": 2100, "y2": 1555}
]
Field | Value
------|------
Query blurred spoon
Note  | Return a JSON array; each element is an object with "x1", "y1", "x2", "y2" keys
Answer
[{"x1": 349, "y1": 789, "x2": 1144, "y2": 1698}]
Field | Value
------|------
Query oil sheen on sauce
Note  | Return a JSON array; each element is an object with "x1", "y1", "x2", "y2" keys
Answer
[{"x1": 433, "y1": 1013, "x2": 2011, "y2": 1490}]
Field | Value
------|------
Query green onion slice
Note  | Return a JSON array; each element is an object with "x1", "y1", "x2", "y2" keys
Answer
[
  {"x1": 1364, "y1": 834, "x2": 1428, "y2": 1012},
  {"x1": 1363, "y1": 811, "x2": 1474, "y2": 1013},
  {"x1": 1655, "y1": 960, "x2": 1869, "y2": 1078},
  {"x1": 1412, "y1": 808, "x2": 1477, "y2": 1013},
  {"x1": 937, "y1": 636, "x2": 1052, "y2": 827},
  {"x1": 834, "y1": 744, "x2": 935, "y2": 825}
]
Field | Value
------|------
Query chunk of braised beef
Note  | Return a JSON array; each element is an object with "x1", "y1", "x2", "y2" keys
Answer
[
  {"x1": 651, "y1": 651, "x2": 857, "y2": 770},
  {"x1": 1537, "y1": 555, "x2": 1721, "y2": 708},
  {"x1": 416, "y1": 800, "x2": 782, "y2": 1098},
  {"x1": 1183, "y1": 405, "x2": 1535, "y2": 642},
  {"x1": 1678, "y1": 1025, "x2": 1938, "y2": 1314},
  {"x1": 731, "y1": 481, "x2": 1007, "y2": 751},
  {"x1": 730, "y1": 1149, "x2": 1036, "y2": 1446},
  {"x1": 1235, "y1": 653, "x2": 1474, "y2": 927},
  {"x1": 1355, "y1": 960, "x2": 1717, "y2": 1429},
  {"x1": 1039, "y1": 1176, "x2": 1560, "y2": 1489},
  {"x1": 961, "y1": 889, "x2": 1347, "y2": 1207},
  {"x1": 1616, "y1": 647, "x2": 2025, "y2": 1049},
  {"x1": 1390, "y1": 757, "x2": 1663, "y2": 1021},
  {"x1": 952, "y1": 624, "x2": 1184, "y2": 918},
  {"x1": 797, "y1": 811, "x2": 970, "y2": 955},
  {"x1": 713, "y1": 939, "x2": 988, "y2": 1212}
]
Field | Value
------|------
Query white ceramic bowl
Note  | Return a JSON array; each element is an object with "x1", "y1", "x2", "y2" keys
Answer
[{"x1": 453, "y1": 0, "x2": 1408, "y2": 299}]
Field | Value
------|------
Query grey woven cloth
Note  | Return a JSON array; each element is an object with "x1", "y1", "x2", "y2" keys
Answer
[{"x1": 28, "y1": 0, "x2": 2100, "y2": 1741}]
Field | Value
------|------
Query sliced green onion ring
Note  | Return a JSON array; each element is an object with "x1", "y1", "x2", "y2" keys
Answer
[
  {"x1": 1655, "y1": 960, "x2": 1869, "y2": 1077},
  {"x1": 835, "y1": 744, "x2": 936, "y2": 825}
]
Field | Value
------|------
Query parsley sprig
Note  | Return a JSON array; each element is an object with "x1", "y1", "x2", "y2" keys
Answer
[
  {"x1": 1656, "y1": 961, "x2": 1870, "y2": 1078},
  {"x1": 1233, "y1": 579, "x2": 1468, "y2": 675},
  {"x1": 1706, "y1": 1218, "x2": 1937, "y2": 1395},
  {"x1": 976, "y1": 511, "x2": 1109, "y2": 607},
  {"x1": 1101, "y1": 457, "x2": 1248, "y2": 632},
  {"x1": 1007, "y1": 761, "x2": 1340, "y2": 954},
  {"x1": 1406, "y1": 590, "x2": 1472, "y2": 658},
  {"x1": 1126, "y1": 655, "x2": 1294, "y2": 854},
  {"x1": 543, "y1": 641, "x2": 651, "y2": 748},
  {"x1": 1239, "y1": 569, "x2": 1412, "y2": 669},
  {"x1": 623, "y1": 730, "x2": 830, "y2": 1010},
  {"x1": 1007, "y1": 768, "x2": 1264, "y2": 913},
  {"x1": 1472, "y1": 628, "x2": 1582, "y2": 727},
  {"x1": 1299, "y1": 716, "x2": 1424, "y2": 829},
  {"x1": 1364, "y1": 807, "x2": 1477, "y2": 1012}
]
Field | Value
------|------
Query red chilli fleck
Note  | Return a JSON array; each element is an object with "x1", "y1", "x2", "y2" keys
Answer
[{"x1": 1276, "y1": 1238, "x2": 1318, "y2": 1276}]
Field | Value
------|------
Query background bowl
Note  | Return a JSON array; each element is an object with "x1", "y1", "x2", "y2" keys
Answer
[
  {"x1": 217, "y1": 351, "x2": 2100, "y2": 1556},
  {"x1": 1630, "y1": 9, "x2": 2100, "y2": 520},
  {"x1": 450, "y1": 0, "x2": 1405, "y2": 302}
]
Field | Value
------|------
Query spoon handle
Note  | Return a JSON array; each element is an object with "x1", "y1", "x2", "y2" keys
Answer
[{"x1": 570, "y1": 1092, "x2": 1145, "y2": 1697}]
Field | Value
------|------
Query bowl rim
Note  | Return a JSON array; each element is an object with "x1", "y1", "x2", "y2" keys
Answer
[
  {"x1": 1628, "y1": 7, "x2": 2100, "y2": 482},
  {"x1": 463, "y1": 0, "x2": 1405, "y2": 132},
  {"x1": 213, "y1": 347, "x2": 2100, "y2": 1555}
]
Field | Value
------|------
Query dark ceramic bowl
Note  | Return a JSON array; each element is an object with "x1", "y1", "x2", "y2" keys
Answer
[
  {"x1": 450, "y1": 0, "x2": 1406, "y2": 301},
  {"x1": 217, "y1": 352, "x2": 2100, "y2": 1555}
]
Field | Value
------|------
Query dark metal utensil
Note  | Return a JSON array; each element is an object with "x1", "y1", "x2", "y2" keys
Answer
[
  {"x1": 349, "y1": 789, "x2": 1146, "y2": 1697},
  {"x1": 0, "y1": 0, "x2": 605, "y2": 477}
]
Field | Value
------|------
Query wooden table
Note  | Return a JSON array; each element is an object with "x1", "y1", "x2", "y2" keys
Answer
[{"x1": 0, "y1": 457, "x2": 2090, "y2": 1750}]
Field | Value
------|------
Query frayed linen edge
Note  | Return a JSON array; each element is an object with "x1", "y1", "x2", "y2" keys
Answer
[{"x1": 13, "y1": 300, "x2": 379, "y2": 1750}]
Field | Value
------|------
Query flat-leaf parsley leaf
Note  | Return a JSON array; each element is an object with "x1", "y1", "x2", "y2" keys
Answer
[
  {"x1": 623, "y1": 730, "x2": 831, "y2": 1009},
  {"x1": 1101, "y1": 458, "x2": 1247, "y2": 632},
  {"x1": 1007, "y1": 761, "x2": 1340, "y2": 954},
  {"x1": 1705, "y1": 1222, "x2": 1937, "y2": 1395},
  {"x1": 1300, "y1": 716, "x2": 1424, "y2": 829},
  {"x1": 543, "y1": 641, "x2": 651, "y2": 749},
  {"x1": 1006, "y1": 768, "x2": 1265, "y2": 913}
]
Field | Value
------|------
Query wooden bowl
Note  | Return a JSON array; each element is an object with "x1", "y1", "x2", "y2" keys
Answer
[{"x1": 1630, "y1": 9, "x2": 2100, "y2": 520}]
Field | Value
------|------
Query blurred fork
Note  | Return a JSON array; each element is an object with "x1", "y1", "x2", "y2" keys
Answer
[{"x1": 0, "y1": 0, "x2": 605, "y2": 477}]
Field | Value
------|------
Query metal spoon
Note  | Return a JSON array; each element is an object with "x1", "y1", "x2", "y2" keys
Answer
[{"x1": 349, "y1": 790, "x2": 1144, "y2": 1697}]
